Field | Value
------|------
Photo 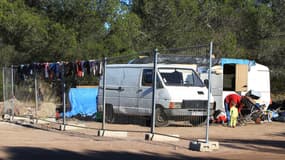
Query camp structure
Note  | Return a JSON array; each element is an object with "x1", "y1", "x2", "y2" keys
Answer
[{"x1": 199, "y1": 58, "x2": 271, "y2": 111}]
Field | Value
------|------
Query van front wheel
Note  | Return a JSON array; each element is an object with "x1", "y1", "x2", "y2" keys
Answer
[{"x1": 155, "y1": 107, "x2": 169, "y2": 127}]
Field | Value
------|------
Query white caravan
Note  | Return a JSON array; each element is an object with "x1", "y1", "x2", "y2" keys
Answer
[
  {"x1": 199, "y1": 58, "x2": 271, "y2": 111},
  {"x1": 97, "y1": 64, "x2": 214, "y2": 127}
]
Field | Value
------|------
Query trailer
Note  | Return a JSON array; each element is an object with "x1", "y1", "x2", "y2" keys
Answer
[{"x1": 199, "y1": 58, "x2": 271, "y2": 112}]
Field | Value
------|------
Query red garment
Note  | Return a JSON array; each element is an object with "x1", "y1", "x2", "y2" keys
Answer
[
  {"x1": 76, "y1": 61, "x2": 83, "y2": 77},
  {"x1": 217, "y1": 113, "x2": 227, "y2": 123},
  {"x1": 225, "y1": 94, "x2": 244, "y2": 112},
  {"x1": 218, "y1": 115, "x2": 227, "y2": 123}
]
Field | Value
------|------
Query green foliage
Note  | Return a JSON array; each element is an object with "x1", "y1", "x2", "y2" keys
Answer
[
  {"x1": 132, "y1": 0, "x2": 202, "y2": 49},
  {"x1": 0, "y1": 0, "x2": 281, "y2": 62},
  {"x1": 0, "y1": 0, "x2": 78, "y2": 63},
  {"x1": 0, "y1": 0, "x2": 284, "y2": 94},
  {"x1": 0, "y1": 45, "x2": 20, "y2": 65}
]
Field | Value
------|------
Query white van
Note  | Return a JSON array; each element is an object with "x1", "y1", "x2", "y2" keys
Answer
[{"x1": 97, "y1": 64, "x2": 214, "y2": 126}]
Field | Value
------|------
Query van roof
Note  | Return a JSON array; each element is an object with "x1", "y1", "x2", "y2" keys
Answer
[{"x1": 107, "y1": 64, "x2": 197, "y2": 70}]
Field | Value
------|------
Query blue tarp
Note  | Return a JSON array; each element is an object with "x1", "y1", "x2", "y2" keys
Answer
[
  {"x1": 220, "y1": 58, "x2": 255, "y2": 66},
  {"x1": 66, "y1": 88, "x2": 98, "y2": 117}
]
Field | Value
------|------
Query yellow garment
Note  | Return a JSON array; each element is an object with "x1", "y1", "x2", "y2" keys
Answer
[{"x1": 230, "y1": 106, "x2": 239, "y2": 127}]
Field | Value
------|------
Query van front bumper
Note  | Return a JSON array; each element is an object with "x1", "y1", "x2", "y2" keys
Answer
[
  {"x1": 165, "y1": 108, "x2": 210, "y2": 117},
  {"x1": 164, "y1": 101, "x2": 215, "y2": 117}
]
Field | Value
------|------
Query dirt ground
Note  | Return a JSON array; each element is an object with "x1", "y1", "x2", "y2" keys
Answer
[{"x1": 0, "y1": 120, "x2": 284, "y2": 160}]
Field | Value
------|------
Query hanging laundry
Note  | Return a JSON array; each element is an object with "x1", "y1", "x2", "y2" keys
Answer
[
  {"x1": 49, "y1": 63, "x2": 57, "y2": 80},
  {"x1": 27, "y1": 64, "x2": 34, "y2": 76},
  {"x1": 81, "y1": 61, "x2": 85, "y2": 77},
  {"x1": 15, "y1": 56, "x2": 103, "y2": 82},
  {"x1": 84, "y1": 61, "x2": 91, "y2": 75},
  {"x1": 44, "y1": 63, "x2": 49, "y2": 79},
  {"x1": 76, "y1": 61, "x2": 83, "y2": 77},
  {"x1": 55, "y1": 62, "x2": 61, "y2": 79},
  {"x1": 97, "y1": 61, "x2": 103, "y2": 76},
  {"x1": 18, "y1": 64, "x2": 25, "y2": 81},
  {"x1": 64, "y1": 62, "x2": 75, "y2": 77},
  {"x1": 90, "y1": 60, "x2": 96, "y2": 76},
  {"x1": 36, "y1": 63, "x2": 45, "y2": 78}
]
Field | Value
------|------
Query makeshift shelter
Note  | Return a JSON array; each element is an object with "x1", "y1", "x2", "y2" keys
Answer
[{"x1": 200, "y1": 58, "x2": 271, "y2": 111}]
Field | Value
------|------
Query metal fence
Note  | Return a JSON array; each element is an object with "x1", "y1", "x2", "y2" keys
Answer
[
  {"x1": 97, "y1": 43, "x2": 213, "y2": 141},
  {"x1": 1, "y1": 42, "x2": 214, "y2": 144},
  {"x1": 2, "y1": 67, "x2": 14, "y2": 120},
  {"x1": 2, "y1": 64, "x2": 62, "y2": 122}
]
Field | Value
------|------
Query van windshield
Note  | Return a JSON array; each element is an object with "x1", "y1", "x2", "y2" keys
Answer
[{"x1": 158, "y1": 68, "x2": 204, "y2": 87}]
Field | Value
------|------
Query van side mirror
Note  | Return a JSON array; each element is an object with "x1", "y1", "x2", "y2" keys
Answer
[{"x1": 204, "y1": 79, "x2": 209, "y2": 88}]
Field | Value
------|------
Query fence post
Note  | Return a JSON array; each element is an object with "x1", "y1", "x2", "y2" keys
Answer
[
  {"x1": 102, "y1": 57, "x2": 107, "y2": 130},
  {"x1": 34, "y1": 69, "x2": 38, "y2": 123},
  {"x1": 151, "y1": 49, "x2": 158, "y2": 134},
  {"x1": 62, "y1": 63, "x2": 66, "y2": 131},
  {"x1": 11, "y1": 65, "x2": 15, "y2": 121},
  {"x1": 2, "y1": 67, "x2": 6, "y2": 114},
  {"x1": 206, "y1": 41, "x2": 213, "y2": 143}
]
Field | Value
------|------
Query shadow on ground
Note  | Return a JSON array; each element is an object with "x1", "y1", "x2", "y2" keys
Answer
[
  {"x1": 268, "y1": 131, "x2": 285, "y2": 137},
  {"x1": 221, "y1": 139, "x2": 285, "y2": 155},
  {"x1": 3, "y1": 146, "x2": 224, "y2": 160}
]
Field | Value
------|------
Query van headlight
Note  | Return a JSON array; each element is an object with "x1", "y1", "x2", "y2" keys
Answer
[{"x1": 168, "y1": 102, "x2": 182, "y2": 109}]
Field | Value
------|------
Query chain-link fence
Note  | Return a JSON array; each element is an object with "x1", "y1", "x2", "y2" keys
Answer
[
  {"x1": 97, "y1": 43, "x2": 214, "y2": 141},
  {"x1": 2, "y1": 67, "x2": 15, "y2": 120},
  {"x1": 2, "y1": 64, "x2": 62, "y2": 123},
  {"x1": 63, "y1": 60, "x2": 102, "y2": 132},
  {"x1": 2, "y1": 42, "x2": 214, "y2": 144},
  {"x1": 1, "y1": 62, "x2": 104, "y2": 132}
]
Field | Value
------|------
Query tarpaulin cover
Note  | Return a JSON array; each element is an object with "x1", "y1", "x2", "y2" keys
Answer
[
  {"x1": 66, "y1": 88, "x2": 98, "y2": 117},
  {"x1": 220, "y1": 58, "x2": 255, "y2": 66}
]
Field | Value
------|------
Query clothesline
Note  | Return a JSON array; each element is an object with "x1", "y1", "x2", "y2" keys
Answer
[{"x1": 15, "y1": 60, "x2": 103, "y2": 81}]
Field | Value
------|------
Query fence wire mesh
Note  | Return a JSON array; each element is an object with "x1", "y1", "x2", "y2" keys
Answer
[
  {"x1": 2, "y1": 65, "x2": 62, "y2": 122},
  {"x1": 2, "y1": 67, "x2": 14, "y2": 119},
  {"x1": 97, "y1": 43, "x2": 213, "y2": 141},
  {"x1": 63, "y1": 61, "x2": 102, "y2": 131},
  {"x1": 2, "y1": 43, "x2": 213, "y2": 143},
  {"x1": 153, "y1": 45, "x2": 212, "y2": 140},
  {"x1": 97, "y1": 53, "x2": 152, "y2": 133}
]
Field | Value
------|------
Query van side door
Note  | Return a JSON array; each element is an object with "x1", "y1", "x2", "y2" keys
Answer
[
  {"x1": 137, "y1": 69, "x2": 155, "y2": 115},
  {"x1": 103, "y1": 68, "x2": 124, "y2": 113},
  {"x1": 119, "y1": 68, "x2": 141, "y2": 115}
]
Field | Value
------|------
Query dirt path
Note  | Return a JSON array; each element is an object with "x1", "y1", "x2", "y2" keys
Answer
[{"x1": 0, "y1": 121, "x2": 284, "y2": 160}]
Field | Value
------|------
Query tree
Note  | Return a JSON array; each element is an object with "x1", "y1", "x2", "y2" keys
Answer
[
  {"x1": 132, "y1": 0, "x2": 203, "y2": 50},
  {"x1": 0, "y1": 0, "x2": 77, "y2": 63},
  {"x1": 131, "y1": 0, "x2": 276, "y2": 58}
]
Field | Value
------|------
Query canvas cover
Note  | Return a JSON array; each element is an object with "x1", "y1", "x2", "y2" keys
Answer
[{"x1": 66, "y1": 88, "x2": 98, "y2": 117}]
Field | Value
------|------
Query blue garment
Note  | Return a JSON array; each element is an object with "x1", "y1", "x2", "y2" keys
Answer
[{"x1": 224, "y1": 102, "x2": 230, "y2": 125}]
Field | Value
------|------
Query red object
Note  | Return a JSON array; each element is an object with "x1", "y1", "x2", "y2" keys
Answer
[
  {"x1": 217, "y1": 115, "x2": 227, "y2": 123},
  {"x1": 56, "y1": 111, "x2": 60, "y2": 120},
  {"x1": 225, "y1": 94, "x2": 244, "y2": 112},
  {"x1": 76, "y1": 61, "x2": 83, "y2": 77}
]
